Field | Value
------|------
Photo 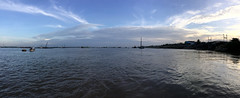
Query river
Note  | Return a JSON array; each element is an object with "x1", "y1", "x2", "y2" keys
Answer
[{"x1": 0, "y1": 48, "x2": 240, "y2": 97}]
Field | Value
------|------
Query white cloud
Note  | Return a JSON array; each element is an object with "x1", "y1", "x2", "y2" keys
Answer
[
  {"x1": 45, "y1": 24, "x2": 64, "y2": 28},
  {"x1": 213, "y1": 3, "x2": 223, "y2": 8},
  {"x1": 227, "y1": 24, "x2": 240, "y2": 30},
  {"x1": 0, "y1": 0, "x2": 62, "y2": 20},
  {"x1": 228, "y1": 0, "x2": 240, "y2": 4},
  {"x1": 131, "y1": 14, "x2": 147, "y2": 26},
  {"x1": 53, "y1": 5, "x2": 89, "y2": 24},
  {"x1": 35, "y1": 24, "x2": 100, "y2": 40},
  {"x1": 44, "y1": 39, "x2": 51, "y2": 41},
  {"x1": 186, "y1": 10, "x2": 201, "y2": 15},
  {"x1": 0, "y1": 0, "x2": 88, "y2": 24},
  {"x1": 34, "y1": 25, "x2": 208, "y2": 46},
  {"x1": 36, "y1": 24, "x2": 239, "y2": 46},
  {"x1": 168, "y1": 4, "x2": 240, "y2": 28}
]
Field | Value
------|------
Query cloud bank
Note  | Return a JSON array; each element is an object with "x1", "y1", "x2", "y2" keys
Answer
[{"x1": 34, "y1": 25, "x2": 208, "y2": 46}]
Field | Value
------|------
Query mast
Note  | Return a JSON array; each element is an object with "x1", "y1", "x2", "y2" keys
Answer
[
  {"x1": 139, "y1": 37, "x2": 144, "y2": 49},
  {"x1": 140, "y1": 37, "x2": 142, "y2": 47},
  {"x1": 45, "y1": 42, "x2": 48, "y2": 47}
]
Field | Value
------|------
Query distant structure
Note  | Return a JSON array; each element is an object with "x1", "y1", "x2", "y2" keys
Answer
[
  {"x1": 223, "y1": 34, "x2": 228, "y2": 41},
  {"x1": 185, "y1": 41, "x2": 195, "y2": 45}
]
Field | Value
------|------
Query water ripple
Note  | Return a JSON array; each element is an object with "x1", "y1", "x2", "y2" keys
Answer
[{"x1": 1, "y1": 48, "x2": 240, "y2": 97}]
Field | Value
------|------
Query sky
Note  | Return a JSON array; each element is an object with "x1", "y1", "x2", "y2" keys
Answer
[{"x1": 0, "y1": 0, "x2": 240, "y2": 47}]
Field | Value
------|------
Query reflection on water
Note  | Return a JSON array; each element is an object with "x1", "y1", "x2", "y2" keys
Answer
[
  {"x1": 0, "y1": 48, "x2": 240, "y2": 97},
  {"x1": 193, "y1": 50, "x2": 240, "y2": 70},
  {"x1": 230, "y1": 55, "x2": 240, "y2": 64}
]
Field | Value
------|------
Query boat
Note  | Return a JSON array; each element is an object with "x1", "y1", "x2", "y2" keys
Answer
[
  {"x1": 139, "y1": 37, "x2": 144, "y2": 49},
  {"x1": 29, "y1": 47, "x2": 35, "y2": 52},
  {"x1": 22, "y1": 49, "x2": 27, "y2": 52}
]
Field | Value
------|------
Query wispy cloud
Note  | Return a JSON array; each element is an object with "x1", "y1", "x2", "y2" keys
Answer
[
  {"x1": 0, "y1": 0, "x2": 88, "y2": 24},
  {"x1": 0, "y1": 0, "x2": 62, "y2": 20},
  {"x1": 35, "y1": 24, "x2": 100, "y2": 40},
  {"x1": 186, "y1": 10, "x2": 201, "y2": 15},
  {"x1": 151, "y1": 9, "x2": 157, "y2": 14},
  {"x1": 45, "y1": 24, "x2": 64, "y2": 28},
  {"x1": 131, "y1": 14, "x2": 146, "y2": 26},
  {"x1": 228, "y1": 0, "x2": 240, "y2": 4},
  {"x1": 168, "y1": 4, "x2": 240, "y2": 28},
  {"x1": 53, "y1": 5, "x2": 89, "y2": 24},
  {"x1": 213, "y1": 3, "x2": 223, "y2": 8}
]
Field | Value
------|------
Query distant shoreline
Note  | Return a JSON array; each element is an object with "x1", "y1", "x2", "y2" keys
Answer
[
  {"x1": 145, "y1": 38, "x2": 240, "y2": 55},
  {"x1": 2, "y1": 38, "x2": 240, "y2": 55},
  {"x1": 0, "y1": 46, "x2": 130, "y2": 49}
]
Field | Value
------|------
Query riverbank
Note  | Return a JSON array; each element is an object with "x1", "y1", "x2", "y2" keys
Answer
[{"x1": 145, "y1": 38, "x2": 240, "y2": 55}]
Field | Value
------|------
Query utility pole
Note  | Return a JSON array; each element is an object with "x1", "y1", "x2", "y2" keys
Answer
[{"x1": 223, "y1": 34, "x2": 228, "y2": 41}]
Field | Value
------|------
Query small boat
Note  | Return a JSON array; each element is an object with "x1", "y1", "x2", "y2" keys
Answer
[
  {"x1": 29, "y1": 47, "x2": 35, "y2": 52},
  {"x1": 22, "y1": 49, "x2": 27, "y2": 52}
]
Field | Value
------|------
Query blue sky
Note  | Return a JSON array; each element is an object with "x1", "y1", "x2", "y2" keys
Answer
[{"x1": 0, "y1": 0, "x2": 240, "y2": 47}]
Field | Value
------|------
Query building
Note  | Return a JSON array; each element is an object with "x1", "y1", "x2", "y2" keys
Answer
[{"x1": 185, "y1": 41, "x2": 195, "y2": 45}]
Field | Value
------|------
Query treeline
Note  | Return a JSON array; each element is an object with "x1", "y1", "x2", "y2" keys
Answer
[{"x1": 146, "y1": 38, "x2": 240, "y2": 54}]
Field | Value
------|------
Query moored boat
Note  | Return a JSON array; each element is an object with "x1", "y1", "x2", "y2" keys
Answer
[
  {"x1": 22, "y1": 49, "x2": 27, "y2": 52},
  {"x1": 29, "y1": 47, "x2": 35, "y2": 52}
]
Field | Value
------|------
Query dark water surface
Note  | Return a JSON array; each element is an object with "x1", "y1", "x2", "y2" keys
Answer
[{"x1": 1, "y1": 48, "x2": 240, "y2": 98}]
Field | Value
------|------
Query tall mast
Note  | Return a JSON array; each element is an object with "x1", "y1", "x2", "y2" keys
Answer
[
  {"x1": 45, "y1": 42, "x2": 48, "y2": 47},
  {"x1": 140, "y1": 37, "x2": 142, "y2": 47}
]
